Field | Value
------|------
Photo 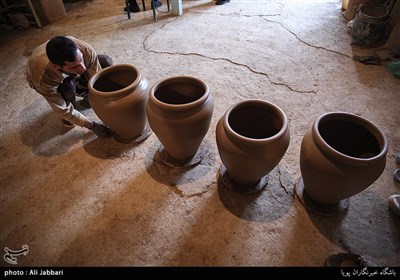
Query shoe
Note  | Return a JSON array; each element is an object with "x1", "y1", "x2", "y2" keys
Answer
[
  {"x1": 61, "y1": 119, "x2": 75, "y2": 128},
  {"x1": 216, "y1": 0, "x2": 230, "y2": 5},
  {"x1": 394, "y1": 169, "x2": 400, "y2": 183},
  {"x1": 151, "y1": 0, "x2": 162, "y2": 9},
  {"x1": 388, "y1": 194, "x2": 400, "y2": 216},
  {"x1": 325, "y1": 253, "x2": 377, "y2": 267},
  {"x1": 124, "y1": 1, "x2": 140, "y2": 13}
]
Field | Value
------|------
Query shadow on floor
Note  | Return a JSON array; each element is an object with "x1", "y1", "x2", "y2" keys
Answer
[
  {"x1": 306, "y1": 188, "x2": 400, "y2": 260},
  {"x1": 19, "y1": 99, "x2": 95, "y2": 157},
  {"x1": 145, "y1": 139, "x2": 216, "y2": 187},
  {"x1": 218, "y1": 165, "x2": 295, "y2": 223}
]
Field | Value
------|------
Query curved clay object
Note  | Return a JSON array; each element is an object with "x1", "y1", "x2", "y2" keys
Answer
[
  {"x1": 88, "y1": 64, "x2": 150, "y2": 143},
  {"x1": 216, "y1": 99, "x2": 290, "y2": 190},
  {"x1": 147, "y1": 76, "x2": 214, "y2": 162},
  {"x1": 297, "y1": 112, "x2": 388, "y2": 210}
]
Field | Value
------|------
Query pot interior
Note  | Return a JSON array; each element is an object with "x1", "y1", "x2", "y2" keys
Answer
[
  {"x1": 360, "y1": 5, "x2": 388, "y2": 18},
  {"x1": 94, "y1": 68, "x2": 137, "y2": 92},
  {"x1": 154, "y1": 81, "x2": 204, "y2": 105},
  {"x1": 228, "y1": 104, "x2": 282, "y2": 139},
  {"x1": 319, "y1": 119, "x2": 381, "y2": 158}
]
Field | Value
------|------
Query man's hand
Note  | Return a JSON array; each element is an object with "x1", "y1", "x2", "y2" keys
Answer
[{"x1": 89, "y1": 122, "x2": 113, "y2": 138}]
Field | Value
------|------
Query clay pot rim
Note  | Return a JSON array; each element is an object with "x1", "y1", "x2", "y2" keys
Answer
[
  {"x1": 312, "y1": 111, "x2": 388, "y2": 165},
  {"x1": 149, "y1": 76, "x2": 209, "y2": 111},
  {"x1": 223, "y1": 99, "x2": 289, "y2": 143},
  {"x1": 88, "y1": 64, "x2": 142, "y2": 98}
]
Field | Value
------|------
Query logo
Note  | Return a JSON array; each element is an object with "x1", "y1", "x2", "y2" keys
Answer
[{"x1": 3, "y1": 245, "x2": 29, "y2": 265}]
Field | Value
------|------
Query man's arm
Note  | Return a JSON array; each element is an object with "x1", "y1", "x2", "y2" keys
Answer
[
  {"x1": 39, "y1": 80, "x2": 90, "y2": 127},
  {"x1": 43, "y1": 91, "x2": 112, "y2": 138}
]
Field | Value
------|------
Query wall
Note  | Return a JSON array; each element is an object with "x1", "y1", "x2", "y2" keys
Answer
[{"x1": 31, "y1": 0, "x2": 66, "y2": 25}]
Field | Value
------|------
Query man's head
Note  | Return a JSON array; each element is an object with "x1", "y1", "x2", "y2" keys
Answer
[{"x1": 46, "y1": 36, "x2": 86, "y2": 75}]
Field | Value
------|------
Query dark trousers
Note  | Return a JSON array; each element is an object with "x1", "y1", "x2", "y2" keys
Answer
[{"x1": 58, "y1": 54, "x2": 113, "y2": 106}]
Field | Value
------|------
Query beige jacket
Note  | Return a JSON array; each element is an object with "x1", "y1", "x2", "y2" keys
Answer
[{"x1": 26, "y1": 36, "x2": 101, "y2": 127}]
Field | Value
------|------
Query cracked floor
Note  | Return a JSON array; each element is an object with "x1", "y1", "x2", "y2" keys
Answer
[{"x1": 0, "y1": 0, "x2": 399, "y2": 267}]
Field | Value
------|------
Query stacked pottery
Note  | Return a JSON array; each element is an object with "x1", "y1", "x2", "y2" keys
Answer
[
  {"x1": 296, "y1": 112, "x2": 388, "y2": 215},
  {"x1": 216, "y1": 100, "x2": 290, "y2": 193},
  {"x1": 146, "y1": 76, "x2": 214, "y2": 166},
  {"x1": 88, "y1": 64, "x2": 150, "y2": 143}
]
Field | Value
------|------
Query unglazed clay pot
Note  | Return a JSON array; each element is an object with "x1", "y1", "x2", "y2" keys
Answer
[
  {"x1": 88, "y1": 64, "x2": 150, "y2": 143},
  {"x1": 216, "y1": 100, "x2": 290, "y2": 193},
  {"x1": 146, "y1": 76, "x2": 214, "y2": 166},
  {"x1": 296, "y1": 112, "x2": 388, "y2": 215}
]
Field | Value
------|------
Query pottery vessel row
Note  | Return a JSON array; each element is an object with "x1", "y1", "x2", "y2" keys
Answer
[{"x1": 88, "y1": 64, "x2": 388, "y2": 214}]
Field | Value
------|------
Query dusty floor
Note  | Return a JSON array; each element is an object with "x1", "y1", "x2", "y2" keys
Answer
[{"x1": 0, "y1": 0, "x2": 399, "y2": 267}]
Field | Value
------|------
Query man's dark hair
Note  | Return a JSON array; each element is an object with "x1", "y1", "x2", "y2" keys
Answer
[{"x1": 46, "y1": 36, "x2": 79, "y2": 66}]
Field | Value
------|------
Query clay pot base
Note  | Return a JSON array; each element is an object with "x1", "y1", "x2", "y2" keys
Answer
[
  {"x1": 112, "y1": 124, "x2": 152, "y2": 144},
  {"x1": 157, "y1": 144, "x2": 204, "y2": 168},
  {"x1": 219, "y1": 164, "x2": 268, "y2": 194},
  {"x1": 295, "y1": 177, "x2": 349, "y2": 216}
]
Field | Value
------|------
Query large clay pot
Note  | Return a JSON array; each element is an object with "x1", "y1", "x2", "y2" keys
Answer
[
  {"x1": 88, "y1": 64, "x2": 150, "y2": 143},
  {"x1": 146, "y1": 76, "x2": 214, "y2": 165},
  {"x1": 216, "y1": 100, "x2": 290, "y2": 193},
  {"x1": 352, "y1": 4, "x2": 390, "y2": 48},
  {"x1": 296, "y1": 112, "x2": 388, "y2": 214}
]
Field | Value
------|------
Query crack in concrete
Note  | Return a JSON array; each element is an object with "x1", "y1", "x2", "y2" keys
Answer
[
  {"x1": 169, "y1": 185, "x2": 185, "y2": 198},
  {"x1": 142, "y1": 9, "x2": 352, "y2": 95},
  {"x1": 169, "y1": 180, "x2": 214, "y2": 199},
  {"x1": 278, "y1": 165, "x2": 295, "y2": 197},
  {"x1": 262, "y1": 17, "x2": 353, "y2": 59},
  {"x1": 144, "y1": 46, "x2": 316, "y2": 94},
  {"x1": 146, "y1": 11, "x2": 352, "y2": 95},
  {"x1": 143, "y1": 21, "x2": 316, "y2": 94},
  {"x1": 186, "y1": 182, "x2": 214, "y2": 198}
]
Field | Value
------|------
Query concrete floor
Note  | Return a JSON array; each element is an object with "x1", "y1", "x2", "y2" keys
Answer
[{"x1": 0, "y1": 0, "x2": 399, "y2": 267}]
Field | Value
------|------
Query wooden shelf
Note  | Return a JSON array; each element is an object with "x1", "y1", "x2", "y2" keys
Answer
[{"x1": 0, "y1": 0, "x2": 41, "y2": 27}]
